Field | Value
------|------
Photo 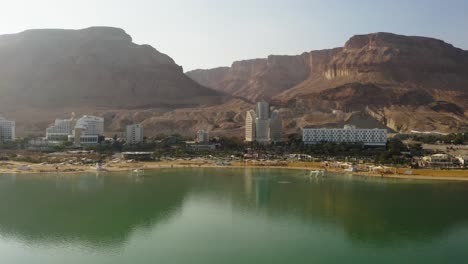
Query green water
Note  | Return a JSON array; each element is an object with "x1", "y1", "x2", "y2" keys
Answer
[{"x1": 1, "y1": 168, "x2": 468, "y2": 263}]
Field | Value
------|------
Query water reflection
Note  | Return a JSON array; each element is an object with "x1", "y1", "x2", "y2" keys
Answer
[
  {"x1": 236, "y1": 169, "x2": 468, "y2": 244},
  {"x1": 253, "y1": 175, "x2": 271, "y2": 208},
  {"x1": 0, "y1": 172, "x2": 189, "y2": 248},
  {"x1": 0, "y1": 168, "x2": 468, "y2": 250}
]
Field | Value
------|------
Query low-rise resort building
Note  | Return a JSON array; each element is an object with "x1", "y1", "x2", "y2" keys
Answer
[
  {"x1": 419, "y1": 154, "x2": 463, "y2": 169},
  {"x1": 302, "y1": 125, "x2": 387, "y2": 146},
  {"x1": 186, "y1": 130, "x2": 217, "y2": 151},
  {"x1": 121, "y1": 152, "x2": 154, "y2": 161},
  {"x1": 46, "y1": 118, "x2": 74, "y2": 141},
  {"x1": 72, "y1": 115, "x2": 104, "y2": 145},
  {"x1": 45, "y1": 114, "x2": 104, "y2": 145}
]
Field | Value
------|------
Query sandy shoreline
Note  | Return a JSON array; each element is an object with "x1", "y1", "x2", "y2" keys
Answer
[{"x1": 1, "y1": 160, "x2": 468, "y2": 181}]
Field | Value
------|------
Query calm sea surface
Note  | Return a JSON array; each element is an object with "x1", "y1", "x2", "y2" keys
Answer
[{"x1": 1, "y1": 168, "x2": 468, "y2": 263}]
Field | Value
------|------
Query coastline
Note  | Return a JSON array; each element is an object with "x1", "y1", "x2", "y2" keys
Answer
[{"x1": 1, "y1": 160, "x2": 468, "y2": 181}]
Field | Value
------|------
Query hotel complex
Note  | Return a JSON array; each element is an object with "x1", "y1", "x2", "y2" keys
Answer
[
  {"x1": 0, "y1": 116, "x2": 15, "y2": 142},
  {"x1": 245, "y1": 110, "x2": 257, "y2": 142},
  {"x1": 245, "y1": 101, "x2": 282, "y2": 143},
  {"x1": 45, "y1": 114, "x2": 104, "y2": 145},
  {"x1": 196, "y1": 130, "x2": 209, "y2": 144},
  {"x1": 303, "y1": 125, "x2": 387, "y2": 146},
  {"x1": 126, "y1": 124, "x2": 144, "y2": 144},
  {"x1": 46, "y1": 118, "x2": 74, "y2": 141},
  {"x1": 73, "y1": 115, "x2": 104, "y2": 145}
]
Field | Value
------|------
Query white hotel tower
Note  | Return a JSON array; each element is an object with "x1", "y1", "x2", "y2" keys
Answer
[
  {"x1": 46, "y1": 116, "x2": 75, "y2": 141},
  {"x1": 73, "y1": 115, "x2": 104, "y2": 145},
  {"x1": 245, "y1": 101, "x2": 282, "y2": 143},
  {"x1": 126, "y1": 124, "x2": 144, "y2": 144},
  {"x1": 0, "y1": 116, "x2": 15, "y2": 142},
  {"x1": 45, "y1": 114, "x2": 105, "y2": 145}
]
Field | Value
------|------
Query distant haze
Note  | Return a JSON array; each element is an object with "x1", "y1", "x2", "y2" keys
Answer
[{"x1": 1, "y1": 0, "x2": 467, "y2": 71}]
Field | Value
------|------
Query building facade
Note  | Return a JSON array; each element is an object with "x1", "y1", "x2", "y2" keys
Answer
[
  {"x1": 269, "y1": 110, "x2": 282, "y2": 143},
  {"x1": 245, "y1": 110, "x2": 257, "y2": 142},
  {"x1": 245, "y1": 101, "x2": 282, "y2": 143},
  {"x1": 188, "y1": 144, "x2": 217, "y2": 151},
  {"x1": 126, "y1": 124, "x2": 144, "y2": 144},
  {"x1": 303, "y1": 126, "x2": 387, "y2": 146},
  {"x1": 0, "y1": 116, "x2": 15, "y2": 142},
  {"x1": 255, "y1": 119, "x2": 270, "y2": 143},
  {"x1": 72, "y1": 115, "x2": 104, "y2": 145},
  {"x1": 196, "y1": 130, "x2": 209, "y2": 144},
  {"x1": 255, "y1": 101, "x2": 270, "y2": 143},
  {"x1": 256, "y1": 101, "x2": 270, "y2": 120},
  {"x1": 420, "y1": 154, "x2": 462, "y2": 169},
  {"x1": 46, "y1": 118, "x2": 74, "y2": 141}
]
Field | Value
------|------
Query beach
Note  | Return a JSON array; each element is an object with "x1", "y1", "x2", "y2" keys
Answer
[{"x1": 1, "y1": 159, "x2": 468, "y2": 181}]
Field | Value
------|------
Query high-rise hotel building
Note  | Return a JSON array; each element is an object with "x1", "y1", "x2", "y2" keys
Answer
[
  {"x1": 0, "y1": 116, "x2": 15, "y2": 142},
  {"x1": 196, "y1": 130, "x2": 209, "y2": 144},
  {"x1": 245, "y1": 110, "x2": 257, "y2": 142},
  {"x1": 269, "y1": 110, "x2": 282, "y2": 142},
  {"x1": 245, "y1": 101, "x2": 282, "y2": 143},
  {"x1": 73, "y1": 115, "x2": 104, "y2": 145},
  {"x1": 46, "y1": 118, "x2": 74, "y2": 141},
  {"x1": 127, "y1": 124, "x2": 144, "y2": 144}
]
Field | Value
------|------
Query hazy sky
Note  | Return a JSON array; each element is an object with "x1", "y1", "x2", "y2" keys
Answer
[{"x1": 1, "y1": 0, "x2": 467, "y2": 71}]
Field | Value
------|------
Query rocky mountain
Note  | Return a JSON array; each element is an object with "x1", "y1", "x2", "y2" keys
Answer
[
  {"x1": 0, "y1": 27, "x2": 232, "y2": 135},
  {"x1": 1, "y1": 29, "x2": 467, "y2": 137},
  {"x1": 188, "y1": 32, "x2": 468, "y2": 133},
  {"x1": 279, "y1": 33, "x2": 468, "y2": 100},
  {"x1": 187, "y1": 55, "x2": 314, "y2": 102},
  {"x1": 0, "y1": 27, "x2": 224, "y2": 112}
]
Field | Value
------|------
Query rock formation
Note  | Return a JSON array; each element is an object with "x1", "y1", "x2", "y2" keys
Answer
[
  {"x1": 188, "y1": 32, "x2": 468, "y2": 133},
  {"x1": 187, "y1": 55, "x2": 314, "y2": 102},
  {"x1": 0, "y1": 27, "x2": 224, "y2": 111},
  {"x1": 1, "y1": 28, "x2": 467, "y2": 136}
]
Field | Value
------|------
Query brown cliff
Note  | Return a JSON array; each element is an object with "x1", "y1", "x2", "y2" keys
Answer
[
  {"x1": 188, "y1": 32, "x2": 468, "y2": 133},
  {"x1": 2, "y1": 30, "x2": 468, "y2": 136},
  {"x1": 187, "y1": 54, "x2": 313, "y2": 101}
]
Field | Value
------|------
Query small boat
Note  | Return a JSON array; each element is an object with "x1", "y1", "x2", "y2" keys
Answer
[
  {"x1": 344, "y1": 167, "x2": 357, "y2": 172},
  {"x1": 308, "y1": 170, "x2": 326, "y2": 178},
  {"x1": 95, "y1": 163, "x2": 107, "y2": 171},
  {"x1": 131, "y1": 169, "x2": 145, "y2": 176},
  {"x1": 17, "y1": 165, "x2": 32, "y2": 171},
  {"x1": 277, "y1": 181, "x2": 291, "y2": 184}
]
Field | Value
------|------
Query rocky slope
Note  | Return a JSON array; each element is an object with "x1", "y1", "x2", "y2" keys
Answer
[
  {"x1": 187, "y1": 54, "x2": 315, "y2": 102},
  {"x1": 0, "y1": 27, "x2": 224, "y2": 111},
  {"x1": 280, "y1": 33, "x2": 468, "y2": 101},
  {"x1": 0, "y1": 27, "x2": 232, "y2": 136},
  {"x1": 2, "y1": 29, "x2": 467, "y2": 137},
  {"x1": 188, "y1": 32, "x2": 468, "y2": 133}
]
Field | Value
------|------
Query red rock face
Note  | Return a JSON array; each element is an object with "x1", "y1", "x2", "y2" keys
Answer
[
  {"x1": 188, "y1": 32, "x2": 468, "y2": 133},
  {"x1": 187, "y1": 54, "x2": 313, "y2": 101},
  {"x1": 189, "y1": 32, "x2": 468, "y2": 102},
  {"x1": 322, "y1": 32, "x2": 468, "y2": 85}
]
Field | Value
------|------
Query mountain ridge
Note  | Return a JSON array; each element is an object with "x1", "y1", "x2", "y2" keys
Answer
[
  {"x1": 0, "y1": 26, "x2": 225, "y2": 110},
  {"x1": 187, "y1": 32, "x2": 468, "y2": 133},
  {"x1": 1, "y1": 28, "x2": 467, "y2": 136},
  {"x1": 0, "y1": 27, "x2": 230, "y2": 136}
]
